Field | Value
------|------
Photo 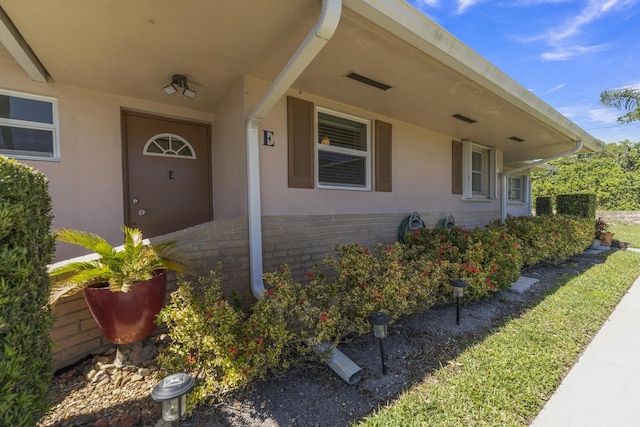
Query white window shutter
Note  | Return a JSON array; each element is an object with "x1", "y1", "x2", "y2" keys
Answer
[
  {"x1": 462, "y1": 140, "x2": 473, "y2": 199},
  {"x1": 489, "y1": 148, "x2": 497, "y2": 199}
]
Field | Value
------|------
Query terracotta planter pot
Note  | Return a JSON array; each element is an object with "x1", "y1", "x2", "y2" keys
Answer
[
  {"x1": 83, "y1": 271, "x2": 167, "y2": 344},
  {"x1": 600, "y1": 232, "x2": 615, "y2": 246}
]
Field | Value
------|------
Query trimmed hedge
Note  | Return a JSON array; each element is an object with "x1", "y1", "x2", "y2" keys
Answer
[
  {"x1": 0, "y1": 156, "x2": 55, "y2": 426},
  {"x1": 488, "y1": 215, "x2": 592, "y2": 267},
  {"x1": 557, "y1": 193, "x2": 596, "y2": 218},
  {"x1": 535, "y1": 197, "x2": 553, "y2": 215}
]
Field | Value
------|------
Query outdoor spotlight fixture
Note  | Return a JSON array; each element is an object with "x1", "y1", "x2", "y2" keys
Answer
[
  {"x1": 152, "y1": 372, "x2": 195, "y2": 425},
  {"x1": 368, "y1": 311, "x2": 392, "y2": 375},
  {"x1": 450, "y1": 279, "x2": 469, "y2": 325},
  {"x1": 162, "y1": 74, "x2": 197, "y2": 99}
]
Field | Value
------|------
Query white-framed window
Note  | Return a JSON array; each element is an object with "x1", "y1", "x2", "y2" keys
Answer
[
  {"x1": 0, "y1": 89, "x2": 60, "y2": 161},
  {"x1": 507, "y1": 175, "x2": 529, "y2": 203},
  {"x1": 471, "y1": 149, "x2": 487, "y2": 194},
  {"x1": 316, "y1": 108, "x2": 370, "y2": 190},
  {"x1": 462, "y1": 140, "x2": 496, "y2": 200}
]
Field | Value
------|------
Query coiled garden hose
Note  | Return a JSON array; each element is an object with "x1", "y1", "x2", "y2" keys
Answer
[
  {"x1": 397, "y1": 212, "x2": 425, "y2": 242},
  {"x1": 398, "y1": 214, "x2": 456, "y2": 243}
]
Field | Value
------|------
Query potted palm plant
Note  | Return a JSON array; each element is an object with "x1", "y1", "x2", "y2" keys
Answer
[{"x1": 49, "y1": 226, "x2": 186, "y2": 346}]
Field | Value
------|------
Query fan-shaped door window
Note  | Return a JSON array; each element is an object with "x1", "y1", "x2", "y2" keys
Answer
[{"x1": 143, "y1": 133, "x2": 196, "y2": 159}]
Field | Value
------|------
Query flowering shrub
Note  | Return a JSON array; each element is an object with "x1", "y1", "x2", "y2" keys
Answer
[
  {"x1": 322, "y1": 243, "x2": 445, "y2": 334},
  {"x1": 258, "y1": 265, "x2": 344, "y2": 356},
  {"x1": 156, "y1": 272, "x2": 250, "y2": 406},
  {"x1": 488, "y1": 215, "x2": 593, "y2": 266},
  {"x1": 159, "y1": 215, "x2": 593, "y2": 406},
  {"x1": 403, "y1": 227, "x2": 522, "y2": 300}
]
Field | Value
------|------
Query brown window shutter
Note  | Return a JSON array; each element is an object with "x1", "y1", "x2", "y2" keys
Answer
[
  {"x1": 375, "y1": 120, "x2": 392, "y2": 192},
  {"x1": 452, "y1": 140, "x2": 462, "y2": 194},
  {"x1": 287, "y1": 96, "x2": 314, "y2": 189}
]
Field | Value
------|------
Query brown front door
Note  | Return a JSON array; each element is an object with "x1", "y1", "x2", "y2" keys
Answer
[{"x1": 122, "y1": 111, "x2": 212, "y2": 237}]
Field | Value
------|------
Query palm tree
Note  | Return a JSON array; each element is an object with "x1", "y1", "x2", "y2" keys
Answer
[
  {"x1": 600, "y1": 87, "x2": 640, "y2": 123},
  {"x1": 49, "y1": 226, "x2": 185, "y2": 304}
]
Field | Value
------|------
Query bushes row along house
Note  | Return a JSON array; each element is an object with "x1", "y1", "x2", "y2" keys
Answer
[{"x1": 158, "y1": 214, "x2": 593, "y2": 407}]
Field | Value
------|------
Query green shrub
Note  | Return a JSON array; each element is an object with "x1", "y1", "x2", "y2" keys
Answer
[
  {"x1": 156, "y1": 272, "x2": 255, "y2": 406},
  {"x1": 157, "y1": 245, "x2": 445, "y2": 406},
  {"x1": 556, "y1": 193, "x2": 596, "y2": 218},
  {"x1": 403, "y1": 227, "x2": 523, "y2": 300},
  {"x1": 487, "y1": 215, "x2": 593, "y2": 267},
  {"x1": 320, "y1": 243, "x2": 444, "y2": 333},
  {"x1": 0, "y1": 156, "x2": 55, "y2": 426},
  {"x1": 535, "y1": 197, "x2": 553, "y2": 215},
  {"x1": 158, "y1": 216, "x2": 593, "y2": 407}
]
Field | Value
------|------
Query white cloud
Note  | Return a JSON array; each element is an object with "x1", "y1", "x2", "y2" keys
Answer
[
  {"x1": 557, "y1": 105, "x2": 583, "y2": 119},
  {"x1": 546, "y1": 83, "x2": 567, "y2": 94},
  {"x1": 589, "y1": 108, "x2": 623, "y2": 123},
  {"x1": 541, "y1": 43, "x2": 610, "y2": 61},
  {"x1": 623, "y1": 82, "x2": 640, "y2": 90},
  {"x1": 514, "y1": 0, "x2": 640, "y2": 61},
  {"x1": 514, "y1": 0, "x2": 573, "y2": 5},
  {"x1": 456, "y1": 0, "x2": 485, "y2": 15},
  {"x1": 456, "y1": 0, "x2": 483, "y2": 14},
  {"x1": 548, "y1": 0, "x2": 637, "y2": 42}
]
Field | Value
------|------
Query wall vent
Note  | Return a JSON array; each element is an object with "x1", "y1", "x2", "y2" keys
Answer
[
  {"x1": 452, "y1": 113, "x2": 477, "y2": 124},
  {"x1": 345, "y1": 72, "x2": 392, "y2": 91}
]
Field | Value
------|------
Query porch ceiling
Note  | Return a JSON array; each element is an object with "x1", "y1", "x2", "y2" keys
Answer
[{"x1": 0, "y1": 0, "x2": 603, "y2": 164}]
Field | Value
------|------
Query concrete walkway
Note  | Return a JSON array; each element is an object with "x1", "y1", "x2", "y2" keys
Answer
[{"x1": 531, "y1": 252, "x2": 640, "y2": 426}]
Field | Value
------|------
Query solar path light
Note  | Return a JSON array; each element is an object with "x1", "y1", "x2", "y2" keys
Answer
[
  {"x1": 152, "y1": 372, "x2": 195, "y2": 426},
  {"x1": 368, "y1": 311, "x2": 392, "y2": 375},
  {"x1": 450, "y1": 279, "x2": 469, "y2": 325}
]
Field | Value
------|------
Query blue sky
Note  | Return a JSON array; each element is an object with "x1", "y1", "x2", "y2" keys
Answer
[{"x1": 406, "y1": 0, "x2": 640, "y2": 144}]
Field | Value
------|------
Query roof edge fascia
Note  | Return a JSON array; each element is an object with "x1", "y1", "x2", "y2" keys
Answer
[
  {"x1": 0, "y1": 6, "x2": 48, "y2": 82},
  {"x1": 343, "y1": 0, "x2": 604, "y2": 153}
]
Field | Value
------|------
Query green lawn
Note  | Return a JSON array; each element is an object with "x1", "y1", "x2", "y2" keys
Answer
[
  {"x1": 356, "y1": 249, "x2": 640, "y2": 426},
  {"x1": 610, "y1": 224, "x2": 640, "y2": 248}
]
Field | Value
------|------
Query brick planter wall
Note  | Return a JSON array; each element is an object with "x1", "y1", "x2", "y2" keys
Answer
[{"x1": 50, "y1": 210, "x2": 499, "y2": 370}]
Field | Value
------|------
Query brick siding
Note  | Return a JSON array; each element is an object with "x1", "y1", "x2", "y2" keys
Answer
[{"x1": 50, "y1": 210, "x2": 499, "y2": 369}]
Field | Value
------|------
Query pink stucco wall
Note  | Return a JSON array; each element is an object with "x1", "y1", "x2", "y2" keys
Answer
[
  {"x1": 252, "y1": 77, "x2": 502, "y2": 217},
  {"x1": 2, "y1": 66, "x2": 507, "y2": 262},
  {"x1": 0, "y1": 59, "x2": 212, "y2": 260}
]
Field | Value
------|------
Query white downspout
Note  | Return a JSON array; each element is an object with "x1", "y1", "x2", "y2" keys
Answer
[
  {"x1": 245, "y1": 0, "x2": 361, "y2": 385},
  {"x1": 246, "y1": 0, "x2": 341, "y2": 299},
  {"x1": 501, "y1": 140, "x2": 583, "y2": 222}
]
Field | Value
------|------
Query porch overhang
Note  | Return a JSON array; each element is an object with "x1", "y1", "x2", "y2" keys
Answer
[{"x1": 0, "y1": 0, "x2": 603, "y2": 162}]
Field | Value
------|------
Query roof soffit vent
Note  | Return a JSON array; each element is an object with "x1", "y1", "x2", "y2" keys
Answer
[
  {"x1": 452, "y1": 113, "x2": 477, "y2": 124},
  {"x1": 508, "y1": 136, "x2": 525, "y2": 142},
  {"x1": 345, "y1": 72, "x2": 392, "y2": 91}
]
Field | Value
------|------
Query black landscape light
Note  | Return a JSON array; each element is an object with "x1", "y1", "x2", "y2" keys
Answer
[
  {"x1": 368, "y1": 311, "x2": 392, "y2": 375},
  {"x1": 152, "y1": 372, "x2": 195, "y2": 426},
  {"x1": 450, "y1": 279, "x2": 468, "y2": 325}
]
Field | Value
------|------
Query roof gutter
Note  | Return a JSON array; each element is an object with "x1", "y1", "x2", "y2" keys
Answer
[{"x1": 501, "y1": 140, "x2": 583, "y2": 222}]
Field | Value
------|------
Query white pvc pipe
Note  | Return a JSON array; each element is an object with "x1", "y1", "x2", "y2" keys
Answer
[
  {"x1": 501, "y1": 140, "x2": 583, "y2": 222},
  {"x1": 316, "y1": 343, "x2": 362, "y2": 385},
  {"x1": 244, "y1": 0, "x2": 361, "y2": 385},
  {"x1": 246, "y1": 0, "x2": 342, "y2": 299}
]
